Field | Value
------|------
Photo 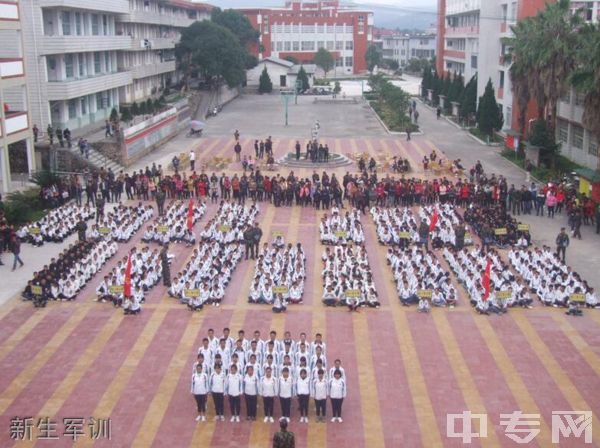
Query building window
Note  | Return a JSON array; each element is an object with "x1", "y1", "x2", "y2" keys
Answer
[
  {"x1": 64, "y1": 54, "x2": 74, "y2": 78},
  {"x1": 471, "y1": 55, "x2": 477, "y2": 68},
  {"x1": 68, "y1": 99, "x2": 77, "y2": 119},
  {"x1": 284, "y1": 41, "x2": 291, "y2": 51},
  {"x1": 263, "y1": 16, "x2": 269, "y2": 33},
  {"x1": 345, "y1": 41, "x2": 353, "y2": 50},
  {"x1": 499, "y1": 71, "x2": 505, "y2": 89},
  {"x1": 571, "y1": 125, "x2": 584, "y2": 149},
  {"x1": 335, "y1": 57, "x2": 343, "y2": 67},
  {"x1": 345, "y1": 56, "x2": 353, "y2": 67},
  {"x1": 335, "y1": 40, "x2": 343, "y2": 50},
  {"x1": 358, "y1": 15, "x2": 365, "y2": 33},
  {"x1": 61, "y1": 11, "x2": 71, "y2": 35},
  {"x1": 78, "y1": 54, "x2": 85, "y2": 77},
  {"x1": 574, "y1": 91, "x2": 585, "y2": 106},
  {"x1": 317, "y1": 25, "x2": 324, "y2": 33},
  {"x1": 94, "y1": 52, "x2": 101, "y2": 74},
  {"x1": 589, "y1": 138, "x2": 598, "y2": 156},
  {"x1": 104, "y1": 52, "x2": 110, "y2": 72},
  {"x1": 292, "y1": 24, "x2": 299, "y2": 33},
  {"x1": 81, "y1": 97, "x2": 87, "y2": 114},
  {"x1": 346, "y1": 26, "x2": 353, "y2": 34},
  {"x1": 558, "y1": 119, "x2": 569, "y2": 143},
  {"x1": 284, "y1": 24, "x2": 291, "y2": 33},
  {"x1": 302, "y1": 24, "x2": 314, "y2": 34},
  {"x1": 317, "y1": 41, "x2": 324, "y2": 49},
  {"x1": 276, "y1": 41, "x2": 283, "y2": 51},
  {"x1": 301, "y1": 41, "x2": 314, "y2": 51},
  {"x1": 505, "y1": 106, "x2": 512, "y2": 129},
  {"x1": 561, "y1": 90, "x2": 571, "y2": 103},
  {"x1": 335, "y1": 24, "x2": 344, "y2": 33},
  {"x1": 75, "y1": 12, "x2": 82, "y2": 35},
  {"x1": 91, "y1": 14, "x2": 99, "y2": 36},
  {"x1": 292, "y1": 41, "x2": 299, "y2": 51},
  {"x1": 326, "y1": 41, "x2": 334, "y2": 50}
]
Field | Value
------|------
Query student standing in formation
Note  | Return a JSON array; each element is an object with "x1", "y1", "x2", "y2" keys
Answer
[
  {"x1": 226, "y1": 364, "x2": 243, "y2": 422},
  {"x1": 296, "y1": 368, "x2": 311, "y2": 423},
  {"x1": 311, "y1": 369, "x2": 329, "y2": 422},
  {"x1": 329, "y1": 369, "x2": 347, "y2": 422},
  {"x1": 260, "y1": 366, "x2": 278, "y2": 422},
  {"x1": 191, "y1": 364, "x2": 209, "y2": 422},
  {"x1": 278, "y1": 367, "x2": 294, "y2": 422},
  {"x1": 210, "y1": 364, "x2": 226, "y2": 421},
  {"x1": 243, "y1": 365, "x2": 259, "y2": 421}
]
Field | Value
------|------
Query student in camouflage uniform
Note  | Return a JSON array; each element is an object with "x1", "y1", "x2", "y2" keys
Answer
[{"x1": 273, "y1": 418, "x2": 295, "y2": 448}]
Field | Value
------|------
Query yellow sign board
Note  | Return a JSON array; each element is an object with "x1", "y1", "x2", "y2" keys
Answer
[
  {"x1": 494, "y1": 228, "x2": 507, "y2": 236},
  {"x1": 569, "y1": 293, "x2": 585, "y2": 303},
  {"x1": 28, "y1": 227, "x2": 41, "y2": 235},
  {"x1": 273, "y1": 286, "x2": 289, "y2": 294},
  {"x1": 272, "y1": 231, "x2": 284, "y2": 237},
  {"x1": 496, "y1": 290, "x2": 512, "y2": 299},
  {"x1": 345, "y1": 289, "x2": 361, "y2": 298},
  {"x1": 219, "y1": 224, "x2": 231, "y2": 232},
  {"x1": 517, "y1": 224, "x2": 530, "y2": 231},
  {"x1": 417, "y1": 289, "x2": 432, "y2": 299},
  {"x1": 31, "y1": 285, "x2": 43, "y2": 295},
  {"x1": 465, "y1": 232, "x2": 472, "y2": 240},
  {"x1": 99, "y1": 227, "x2": 111, "y2": 235},
  {"x1": 398, "y1": 231, "x2": 411, "y2": 239},
  {"x1": 157, "y1": 225, "x2": 169, "y2": 233},
  {"x1": 185, "y1": 289, "x2": 201, "y2": 297},
  {"x1": 335, "y1": 230, "x2": 347, "y2": 238},
  {"x1": 109, "y1": 285, "x2": 124, "y2": 294}
]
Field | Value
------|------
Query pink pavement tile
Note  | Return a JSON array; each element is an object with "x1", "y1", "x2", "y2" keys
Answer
[{"x1": 0, "y1": 306, "x2": 33, "y2": 345}]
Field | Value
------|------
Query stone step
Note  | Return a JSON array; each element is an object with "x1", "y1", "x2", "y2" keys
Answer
[{"x1": 278, "y1": 152, "x2": 353, "y2": 169}]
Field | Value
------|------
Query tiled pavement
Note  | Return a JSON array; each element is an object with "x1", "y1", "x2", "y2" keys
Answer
[{"x1": 0, "y1": 137, "x2": 599, "y2": 447}]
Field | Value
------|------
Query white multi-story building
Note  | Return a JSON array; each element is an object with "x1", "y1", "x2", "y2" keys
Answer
[
  {"x1": 18, "y1": 0, "x2": 210, "y2": 133},
  {"x1": 408, "y1": 34, "x2": 436, "y2": 61},
  {"x1": 0, "y1": 0, "x2": 35, "y2": 192},
  {"x1": 376, "y1": 31, "x2": 436, "y2": 69}
]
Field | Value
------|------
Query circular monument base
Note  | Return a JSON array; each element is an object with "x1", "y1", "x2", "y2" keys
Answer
[{"x1": 278, "y1": 152, "x2": 353, "y2": 169}]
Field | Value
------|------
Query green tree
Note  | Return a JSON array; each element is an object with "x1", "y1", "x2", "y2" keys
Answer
[
  {"x1": 121, "y1": 107, "x2": 133, "y2": 123},
  {"x1": 529, "y1": 119, "x2": 559, "y2": 167},
  {"x1": 258, "y1": 66, "x2": 273, "y2": 93},
  {"x1": 145, "y1": 98, "x2": 154, "y2": 114},
  {"x1": 571, "y1": 23, "x2": 600, "y2": 142},
  {"x1": 477, "y1": 78, "x2": 504, "y2": 137},
  {"x1": 459, "y1": 74, "x2": 477, "y2": 122},
  {"x1": 211, "y1": 8, "x2": 260, "y2": 47},
  {"x1": 314, "y1": 48, "x2": 334, "y2": 78},
  {"x1": 131, "y1": 101, "x2": 139, "y2": 116},
  {"x1": 176, "y1": 21, "x2": 247, "y2": 89},
  {"x1": 383, "y1": 59, "x2": 399, "y2": 71},
  {"x1": 296, "y1": 66, "x2": 310, "y2": 92},
  {"x1": 109, "y1": 107, "x2": 119, "y2": 123},
  {"x1": 365, "y1": 44, "x2": 382, "y2": 72}
]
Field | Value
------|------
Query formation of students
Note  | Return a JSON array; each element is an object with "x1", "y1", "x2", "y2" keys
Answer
[
  {"x1": 420, "y1": 204, "x2": 473, "y2": 248},
  {"x1": 17, "y1": 204, "x2": 95, "y2": 245},
  {"x1": 199, "y1": 201, "x2": 259, "y2": 243},
  {"x1": 464, "y1": 203, "x2": 531, "y2": 248},
  {"x1": 190, "y1": 329, "x2": 347, "y2": 423},
  {"x1": 22, "y1": 240, "x2": 118, "y2": 307},
  {"x1": 372, "y1": 206, "x2": 420, "y2": 245},
  {"x1": 93, "y1": 203, "x2": 154, "y2": 242},
  {"x1": 319, "y1": 207, "x2": 365, "y2": 245},
  {"x1": 508, "y1": 247, "x2": 597, "y2": 308},
  {"x1": 141, "y1": 200, "x2": 205, "y2": 245},
  {"x1": 444, "y1": 247, "x2": 533, "y2": 315},
  {"x1": 387, "y1": 246, "x2": 458, "y2": 309},
  {"x1": 321, "y1": 244, "x2": 380, "y2": 309},
  {"x1": 95, "y1": 246, "x2": 163, "y2": 311},
  {"x1": 249, "y1": 239, "x2": 306, "y2": 313}
]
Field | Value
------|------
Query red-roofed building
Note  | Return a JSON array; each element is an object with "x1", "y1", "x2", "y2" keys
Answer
[{"x1": 236, "y1": 0, "x2": 374, "y2": 75}]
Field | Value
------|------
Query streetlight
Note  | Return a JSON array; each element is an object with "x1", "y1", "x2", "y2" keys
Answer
[
  {"x1": 280, "y1": 90, "x2": 294, "y2": 126},
  {"x1": 295, "y1": 79, "x2": 302, "y2": 105}
]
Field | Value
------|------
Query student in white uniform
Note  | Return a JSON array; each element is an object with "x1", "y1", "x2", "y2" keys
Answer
[
  {"x1": 210, "y1": 364, "x2": 226, "y2": 421},
  {"x1": 296, "y1": 368, "x2": 311, "y2": 423},
  {"x1": 311, "y1": 368, "x2": 329, "y2": 422},
  {"x1": 243, "y1": 365, "x2": 259, "y2": 421},
  {"x1": 225, "y1": 364, "x2": 243, "y2": 422},
  {"x1": 278, "y1": 367, "x2": 294, "y2": 422},
  {"x1": 329, "y1": 369, "x2": 347, "y2": 422},
  {"x1": 191, "y1": 364, "x2": 209, "y2": 422},
  {"x1": 260, "y1": 366, "x2": 278, "y2": 422}
]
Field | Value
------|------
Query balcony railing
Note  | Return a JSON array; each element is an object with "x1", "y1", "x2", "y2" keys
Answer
[
  {"x1": 130, "y1": 60, "x2": 176, "y2": 79},
  {"x1": 129, "y1": 37, "x2": 177, "y2": 51},
  {"x1": 445, "y1": 26, "x2": 479, "y2": 36},
  {"x1": 444, "y1": 49, "x2": 466, "y2": 59},
  {"x1": 40, "y1": 35, "x2": 132, "y2": 55},
  {"x1": 0, "y1": 58, "x2": 24, "y2": 79},
  {"x1": 46, "y1": 71, "x2": 132, "y2": 100}
]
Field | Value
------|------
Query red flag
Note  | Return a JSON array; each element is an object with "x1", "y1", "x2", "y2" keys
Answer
[
  {"x1": 482, "y1": 259, "x2": 491, "y2": 302},
  {"x1": 186, "y1": 199, "x2": 194, "y2": 231},
  {"x1": 124, "y1": 255, "x2": 132, "y2": 297},
  {"x1": 429, "y1": 209, "x2": 438, "y2": 232}
]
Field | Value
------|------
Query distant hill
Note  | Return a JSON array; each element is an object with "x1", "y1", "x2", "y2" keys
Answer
[{"x1": 202, "y1": 0, "x2": 437, "y2": 32}]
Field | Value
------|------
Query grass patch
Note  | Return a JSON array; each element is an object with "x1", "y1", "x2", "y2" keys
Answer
[
  {"x1": 369, "y1": 101, "x2": 418, "y2": 132},
  {"x1": 469, "y1": 127, "x2": 503, "y2": 143},
  {"x1": 500, "y1": 149, "x2": 585, "y2": 183}
]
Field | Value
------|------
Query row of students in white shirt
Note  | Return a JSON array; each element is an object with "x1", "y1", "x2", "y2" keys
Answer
[
  {"x1": 371, "y1": 206, "x2": 420, "y2": 245},
  {"x1": 141, "y1": 200, "x2": 206, "y2": 244},
  {"x1": 18, "y1": 204, "x2": 95, "y2": 245},
  {"x1": 387, "y1": 246, "x2": 458, "y2": 308},
  {"x1": 249, "y1": 242, "x2": 306, "y2": 309},
  {"x1": 94, "y1": 203, "x2": 154, "y2": 242},
  {"x1": 319, "y1": 207, "x2": 365, "y2": 245},
  {"x1": 95, "y1": 246, "x2": 163, "y2": 306},
  {"x1": 420, "y1": 204, "x2": 473, "y2": 247},
  {"x1": 169, "y1": 240, "x2": 243, "y2": 308},
  {"x1": 191, "y1": 362, "x2": 347, "y2": 423},
  {"x1": 199, "y1": 201, "x2": 259, "y2": 244},
  {"x1": 508, "y1": 247, "x2": 597, "y2": 308},
  {"x1": 321, "y1": 244, "x2": 380, "y2": 309},
  {"x1": 443, "y1": 247, "x2": 533, "y2": 315}
]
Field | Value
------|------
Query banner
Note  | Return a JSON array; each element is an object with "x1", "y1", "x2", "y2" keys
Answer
[
  {"x1": 185, "y1": 289, "x2": 200, "y2": 297},
  {"x1": 31, "y1": 285, "x2": 43, "y2": 296},
  {"x1": 417, "y1": 289, "x2": 432, "y2": 299},
  {"x1": 273, "y1": 286, "x2": 289, "y2": 294},
  {"x1": 569, "y1": 293, "x2": 585, "y2": 303},
  {"x1": 517, "y1": 224, "x2": 530, "y2": 231},
  {"x1": 494, "y1": 228, "x2": 507, "y2": 235},
  {"x1": 109, "y1": 285, "x2": 124, "y2": 294},
  {"x1": 28, "y1": 227, "x2": 41, "y2": 235},
  {"x1": 345, "y1": 289, "x2": 361, "y2": 298}
]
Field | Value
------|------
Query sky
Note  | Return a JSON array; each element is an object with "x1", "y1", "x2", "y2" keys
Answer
[{"x1": 206, "y1": 0, "x2": 438, "y2": 29}]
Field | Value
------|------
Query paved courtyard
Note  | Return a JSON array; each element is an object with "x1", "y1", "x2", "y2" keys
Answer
[{"x1": 0, "y1": 94, "x2": 599, "y2": 447}]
